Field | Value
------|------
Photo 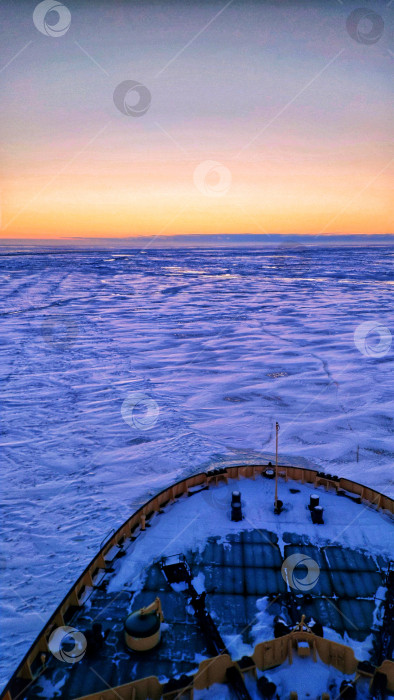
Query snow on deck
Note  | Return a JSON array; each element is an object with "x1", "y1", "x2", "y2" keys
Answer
[
  {"x1": 23, "y1": 473, "x2": 393, "y2": 699},
  {"x1": 109, "y1": 475, "x2": 394, "y2": 594},
  {"x1": 194, "y1": 656, "x2": 371, "y2": 700}
]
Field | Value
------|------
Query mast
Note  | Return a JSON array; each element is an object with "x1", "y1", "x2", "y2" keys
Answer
[{"x1": 275, "y1": 421, "x2": 279, "y2": 508}]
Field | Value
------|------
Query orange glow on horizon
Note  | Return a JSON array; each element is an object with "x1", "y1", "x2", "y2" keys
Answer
[{"x1": 1, "y1": 156, "x2": 392, "y2": 239}]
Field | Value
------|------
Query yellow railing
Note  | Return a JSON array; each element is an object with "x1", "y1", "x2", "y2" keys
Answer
[{"x1": 72, "y1": 630, "x2": 394, "y2": 699}]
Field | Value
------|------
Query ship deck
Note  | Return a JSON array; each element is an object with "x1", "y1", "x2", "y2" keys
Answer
[{"x1": 22, "y1": 473, "x2": 394, "y2": 699}]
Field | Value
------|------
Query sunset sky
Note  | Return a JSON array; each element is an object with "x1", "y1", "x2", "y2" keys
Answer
[{"x1": 0, "y1": 0, "x2": 392, "y2": 239}]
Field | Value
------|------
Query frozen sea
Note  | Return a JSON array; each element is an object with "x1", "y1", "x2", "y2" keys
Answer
[{"x1": 0, "y1": 244, "x2": 393, "y2": 686}]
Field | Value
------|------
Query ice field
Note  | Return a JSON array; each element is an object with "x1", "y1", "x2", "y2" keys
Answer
[{"x1": 0, "y1": 244, "x2": 393, "y2": 686}]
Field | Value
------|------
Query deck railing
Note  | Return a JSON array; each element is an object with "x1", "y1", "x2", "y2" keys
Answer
[{"x1": 67, "y1": 629, "x2": 394, "y2": 699}]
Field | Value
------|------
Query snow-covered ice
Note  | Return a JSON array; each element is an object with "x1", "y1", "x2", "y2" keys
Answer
[{"x1": 0, "y1": 244, "x2": 393, "y2": 687}]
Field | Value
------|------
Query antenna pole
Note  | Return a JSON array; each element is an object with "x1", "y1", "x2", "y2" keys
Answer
[{"x1": 275, "y1": 421, "x2": 279, "y2": 506}]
